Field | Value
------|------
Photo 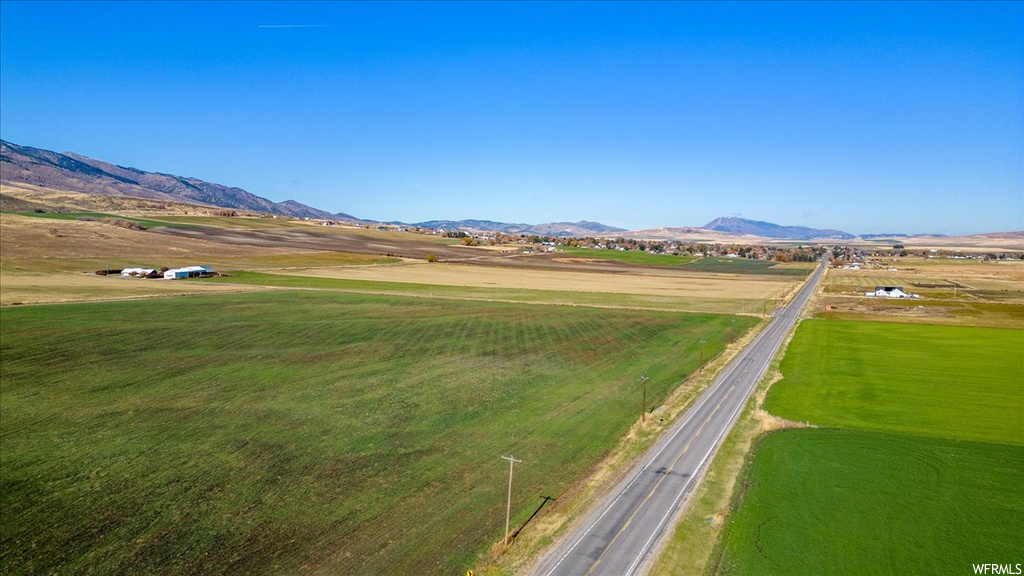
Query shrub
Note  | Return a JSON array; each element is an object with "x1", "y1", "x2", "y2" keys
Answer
[{"x1": 103, "y1": 218, "x2": 146, "y2": 231}]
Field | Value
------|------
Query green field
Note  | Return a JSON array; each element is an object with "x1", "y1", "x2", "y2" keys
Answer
[
  {"x1": 712, "y1": 319, "x2": 1024, "y2": 575},
  {"x1": 555, "y1": 249, "x2": 813, "y2": 276},
  {"x1": 557, "y1": 246, "x2": 696, "y2": 267},
  {"x1": 0, "y1": 291, "x2": 757, "y2": 574},
  {"x1": 764, "y1": 320, "x2": 1024, "y2": 445},
  {"x1": 684, "y1": 257, "x2": 812, "y2": 276},
  {"x1": 712, "y1": 429, "x2": 1024, "y2": 575}
]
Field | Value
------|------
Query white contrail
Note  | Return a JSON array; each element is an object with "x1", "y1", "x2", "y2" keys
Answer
[{"x1": 257, "y1": 24, "x2": 335, "y2": 29}]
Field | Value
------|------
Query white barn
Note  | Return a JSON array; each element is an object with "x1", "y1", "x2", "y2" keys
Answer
[{"x1": 164, "y1": 265, "x2": 215, "y2": 279}]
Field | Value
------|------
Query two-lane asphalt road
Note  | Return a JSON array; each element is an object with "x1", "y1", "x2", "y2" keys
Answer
[{"x1": 530, "y1": 260, "x2": 827, "y2": 576}]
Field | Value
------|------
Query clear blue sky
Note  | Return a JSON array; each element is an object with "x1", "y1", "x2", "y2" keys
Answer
[{"x1": 2, "y1": 1, "x2": 1021, "y2": 235}]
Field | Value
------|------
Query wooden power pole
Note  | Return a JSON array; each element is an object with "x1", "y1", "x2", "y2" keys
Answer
[
  {"x1": 641, "y1": 373, "x2": 649, "y2": 421},
  {"x1": 699, "y1": 339, "x2": 706, "y2": 373},
  {"x1": 501, "y1": 455, "x2": 522, "y2": 545}
]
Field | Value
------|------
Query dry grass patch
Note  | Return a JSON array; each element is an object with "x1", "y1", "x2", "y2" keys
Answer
[
  {"x1": 0, "y1": 214, "x2": 318, "y2": 263},
  {"x1": 1, "y1": 183, "x2": 208, "y2": 215},
  {"x1": 817, "y1": 259, "x2": 1024, "y2": 328},
  {"x1": 266, "y1": 261, "x2": 799, "y2": 301}
]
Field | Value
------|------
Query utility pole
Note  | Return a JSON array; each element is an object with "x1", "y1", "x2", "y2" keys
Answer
[
  {"x1": 640, "y1": 373, "x2": 649, "y2": 421},
  {"x1": 699, "y1": 339, "x2": 706, "y2": 373},
  {"x1": 501, "y1": 455, "x2": 522, "y2": 545}
]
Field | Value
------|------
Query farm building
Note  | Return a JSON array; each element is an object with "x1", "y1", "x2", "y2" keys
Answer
[
  {"x1": 121, "y1": 267, "x2": 156, "y2": 277},
  {"x1": 866, "y1": 286, "x2": 917, "y2": 298},
  {"x1": 164, "y1": 265, "x2": 215, "y2": 279}
]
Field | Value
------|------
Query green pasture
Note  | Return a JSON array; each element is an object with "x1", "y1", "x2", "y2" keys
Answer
[
  {"x1": 554, "y1": 249, "x2": 813, "y2": 276},
  {"x1": 684, "y1": 257, "x2": 813, "y2": 276},
  {"x1": 712, "y1": 319, "x2": 1024, "y2": 575},
  {"x1": 557, "y1": 247, "x2": 696, "y2": 267},
  {"x1": 711, "y1": 429, "x2": 1024, "y2": 575},
  {"x1": 0, "y1": 291, "x2": 757, "y2": 575},
  {"x1": 764, "y1": 320, "x2": 1024, "y2": 445}
]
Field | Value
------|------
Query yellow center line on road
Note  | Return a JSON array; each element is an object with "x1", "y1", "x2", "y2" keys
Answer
[{"x1": 583, "y1": 385, "x2": 736, "y2": 575}]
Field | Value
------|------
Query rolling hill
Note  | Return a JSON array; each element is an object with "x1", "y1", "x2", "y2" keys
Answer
[{"x1": 0, "y1": 140, "x2": 357, "y2": 220}]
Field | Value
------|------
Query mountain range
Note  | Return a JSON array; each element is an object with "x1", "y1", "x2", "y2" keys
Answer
[
  {"x1": 0, "y1": 140, "x2": 356, "y2": 221},
  {"x1": 2, "y1": 138, "x2": 900, "y2": 240},
  {"x1": 407, "y1": 219, "x2": 626, "y2": 237},
  {"x1": 703, "y1": 216, "x2": 854, "y2": 240}
]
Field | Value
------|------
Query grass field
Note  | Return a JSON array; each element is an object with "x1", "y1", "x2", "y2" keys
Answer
[
  {"x1": 260, "y1": 261, "x2": 798, "y2": 300},
  {"x1": 763, "y1": 320, "x2": 1024, "y2": 445},
  {"x1": 710, "y1": 318, "x2": 1024, "y2": 575},
  {"x1": 197, "y1": 270, "x2": 787, "y2": 315},
  {"x1": 555, "y1": 250, "x2": 813, "y2": 276},
  {"x1": 557, "y1": 246, "x2": 696, "y2": 267},
  {"x1": 0, "y1": 291, "x2": 758, "y2": 575},
  {"x1": 711, "y1": 429, "x2": 1024, "y2": 575},
  {"x1": 684, "y1": 258, "x2": 813, "y2": 276},
  {"x1": 8, "y1": 211, "x2": 192, "y2": 230}
]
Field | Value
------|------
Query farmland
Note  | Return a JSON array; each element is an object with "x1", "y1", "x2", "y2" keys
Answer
[
  {"x1": 556, "y1": 246, "x2": 697, "y2": 267},
  {"x1": 710, "y1": 317, "x2": 1024, "y2": 574},
  {"x1": 817, "y1": 257, "x2": 1024, "y2": 328},
  {"x1": 0, "y1": 290, "x2": 758, "y2": 574},
  {"x1": 764, "y1": 320, "x2": 1024, "y2": 445},
  {"x1": 684, "y1": 257, "x2": 813, "y2": 276},
  {"x1": 252, "y1": 261, "x2": 798, "y2": 308},
  {"x1": 0, "y1": 213, "x2": 810, "y2": 315},
  {"x1": 711, "y1": 429, "x2": 1024, "y2": 575}
]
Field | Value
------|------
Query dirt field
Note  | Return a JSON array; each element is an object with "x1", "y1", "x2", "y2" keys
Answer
[{"x1": 264, "y1": 261, "x2": 798, "y2": 300}]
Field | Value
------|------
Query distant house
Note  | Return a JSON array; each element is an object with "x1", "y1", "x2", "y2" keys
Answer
[
  {"x1": 868, "y1": 286, "x2": 911, "y2": 298},
  {"x1": 164, "y1": 265, "x2": 215, "y2": 279},
  {"x1": 121, "y1": 267, "x2": 156, "y2": 277}
]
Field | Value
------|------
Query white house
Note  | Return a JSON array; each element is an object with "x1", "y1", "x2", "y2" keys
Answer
[
  {"x1": 121, "y1": 267, "x2": 156, "y2": 277},
  {"x1": 868, "y1": 286, "x2": 913, "y2": 298},
  {"x1": 164, "y1": 265, "x2": 215, "y2": 279}
]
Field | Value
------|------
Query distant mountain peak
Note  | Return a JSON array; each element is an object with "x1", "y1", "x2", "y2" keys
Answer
[{"x1": 704, "y1": 216, "x2": 854, "y2": 240}]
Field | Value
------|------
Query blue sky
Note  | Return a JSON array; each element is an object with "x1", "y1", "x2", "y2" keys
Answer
[{"x1": 1, "y1": 1, "x2": 1021, "y2": 235}]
